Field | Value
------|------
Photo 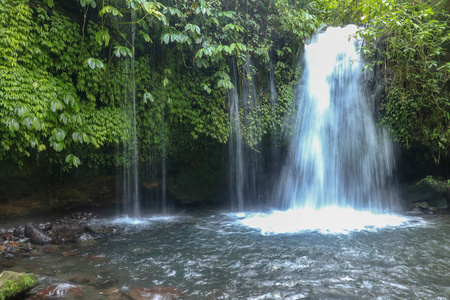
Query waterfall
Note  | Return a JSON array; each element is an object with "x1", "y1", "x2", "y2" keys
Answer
[
  {"x1": 277, "y1": 25, "x2": 397, "y2": 213},
  {"x1": 239, "y1": 25, "x2": 404, "y2": 234},
  {"x1": 160, "y1": 108, "x2": 167, "y2": 215},
  {"x1": 268, "y1": 60, "x2": 278, "y2": 104},
  {"x1": 120, "y1": 15, "x2": 140, "y2": 219},
  {"x1": 228, "y1": 61, "x2": 244, "y2": 211},
  {"x1": 228, "y1": 56, "x2": 265, "y2": 211}
]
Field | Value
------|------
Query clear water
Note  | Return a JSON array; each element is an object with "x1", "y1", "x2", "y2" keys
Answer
[
  {"x1": 277, "y1": 25, "x2": 397, "y2": 212},
  {"x1": 4, "y1": 212, "x2": 450, "y2": 300}
]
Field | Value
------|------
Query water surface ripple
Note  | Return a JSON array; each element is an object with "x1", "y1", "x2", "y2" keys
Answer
[{"x1": 3, "y1": 212, "x2": 450, "y2": 299}]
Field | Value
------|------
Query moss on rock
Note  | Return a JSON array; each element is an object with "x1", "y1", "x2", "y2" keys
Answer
[{"x1": 0, "y1": 271, "x2": 39, "y2": 300}]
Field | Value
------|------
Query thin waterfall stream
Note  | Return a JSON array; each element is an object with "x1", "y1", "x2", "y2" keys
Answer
[{"x1": 118, "y1": 14, "x2": 141, "y2": 222}]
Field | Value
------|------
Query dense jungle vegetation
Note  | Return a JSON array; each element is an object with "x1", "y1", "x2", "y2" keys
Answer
[{"x1": 0, "y1": 0, "x2": 449, "y2": 205}]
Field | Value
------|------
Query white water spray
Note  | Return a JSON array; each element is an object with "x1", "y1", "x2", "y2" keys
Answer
[
  {"x1": 278, "y1": 25, "x2": 398, "y2": 212},
  {"x1": 240, "y1": 25, "x2": 405, "y2": 234}
]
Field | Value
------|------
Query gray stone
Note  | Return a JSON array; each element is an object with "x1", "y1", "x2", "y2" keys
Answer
[{"x1": 24, "y1": 223, "x2": 52, "y2": 245}]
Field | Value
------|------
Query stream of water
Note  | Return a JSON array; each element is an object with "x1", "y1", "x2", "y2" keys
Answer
[{"x1": 2, "y1": 212, "x2": 449, "y2": 299}]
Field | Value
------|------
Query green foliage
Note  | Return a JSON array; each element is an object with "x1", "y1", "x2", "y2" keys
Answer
[
  {"x1": 312, "y1": 0, "x2": 395, "y2": 25},
  {"x1": 0, "y1": 0, "x2": 322, "y2": 173},
  {"x1": 358, "y1": 1, "x2": 450, "y2": 163},
  {"x1": 0, "y1": 0, "x2": 130, "y2": 170}
]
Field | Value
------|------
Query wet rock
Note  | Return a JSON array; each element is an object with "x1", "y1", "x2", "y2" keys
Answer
[
  {"x1": 125, "y1": 286, "x2": 185, "y2": 300},
  {"x1": 0, "y1": 271, "x2": 39, "y2": 299},
  {"x1": 62, "y1": 251, "x2": 78, "y2": 257},
  {"x1": 69, "y1": 275, "x2": 118, "y2": 289},
  {"x1": 76, "y1": 233, "x2": 97, "y2": 246},
  {"x1": 13, "y1": 226, "x2": 24, "y2": 238},
  {"x1": 52, "y1": 221, "x2": 87, "y2": 236},
  {"x1": 50, "y1": 220, "x2": 88, "y2": 243},
  {"x1": 87, "y1": 254, "x2": 106, "y2": 261},
  {"x1": 25, "y1": 223, "x2": 52, "y2": 245},
  {"x1": 94, "y1": 276, "x2": 119, "y2": 289},
  {"x1": 31, "y1": 283, "x2": 84, "y2": 299},
  {"x1": 402, "y1": 176, "x2": 449, "y2": 210},
  {"x1": 38, "y1": 223, "x2": 52, "y2": 231},
  {"x1": 42, "y1": 246, "x2": 57, "y2": 253},
  {"x1": 71, "y1": 211, "x2": 92, "y2": 220},
  {"x1": 101, "y1": 287, "x2": 124, "y2": 300},
  {"x1": 20, "y1": 242, "x2": 34, "y2": 252},
  {"x1": 412, "y1": 202, "x2": 437, "y2": 214}
]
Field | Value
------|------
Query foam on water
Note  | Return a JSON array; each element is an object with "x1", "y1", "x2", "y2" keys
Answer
[
  {"x1": 110, "y1": 215, "x2": 175, "y2": 226},
  {"x1": 236, "y1": 208, "x2": 412, "y2": 235}
]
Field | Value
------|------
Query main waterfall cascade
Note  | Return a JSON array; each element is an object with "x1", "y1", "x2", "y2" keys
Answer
[
  {"x1": 278, "y1": 25, "x2": 398, "y2": 212},
  {"x1": 240, "y1": 25, "x2": 407, "y2": 234}
]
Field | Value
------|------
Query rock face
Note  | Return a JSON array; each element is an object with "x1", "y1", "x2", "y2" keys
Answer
[
  {"x1": 0, "y1": 271, "x2": 39, "y2": 300},
  {"x1": 402, "y1": 176, "x2": 450, "y2": 211},
  {"x1": 25, "y1": 223, "x2": 52, "y2": 245},
  {"x1": 0, "y1": 175, "x2": 117, "y2": 218}
]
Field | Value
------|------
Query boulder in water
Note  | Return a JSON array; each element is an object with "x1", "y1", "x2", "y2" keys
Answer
[
  {"x1": 0, "y1": 271, "x2": 39, "y2": 299},
  {"x1": 25, "y1": 223, "x2": 52, "y2": 245},
  {"x1": 76, "y1": 233, "x2": 97, "y2": 246},
  {"x1": 31, "y1": 283, "x2": 83, "y2": 299}
]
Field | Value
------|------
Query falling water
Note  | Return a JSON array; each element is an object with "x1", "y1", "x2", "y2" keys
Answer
[
  {"x1": 160, "y1": 108, "x2": 167, "y2": 215},
  {"x1": 228, "y1": 56, "x2": 266, "y2": 211},
  {"x1": 277, "y1": 25, "x2": 398, "y2": 212},
  {"x1": 268, "y1": 58, "x2": 281, "y2": 179},
  {"x1": 268, "y1": 60, "x2": 278, "y2": 104},
  {"x1": 240, "y1": 25, "x2": 404, "y2": 233},
  {"x1": 120, "y1": 16, "x2": 140, "y2": 219},
  {"x1": 228, "y1": 62, "x2": 244, "y2": 211},
  {"x1": 241, "y1": 56, "x2": 263, "y2": 206}
]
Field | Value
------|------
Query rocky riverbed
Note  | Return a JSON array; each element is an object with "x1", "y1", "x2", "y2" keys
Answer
[{"x1": 0, "y1": 212, "x2": 186, "y2": 299}]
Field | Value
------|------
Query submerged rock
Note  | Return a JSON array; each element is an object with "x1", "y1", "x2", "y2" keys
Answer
[
  {"x1": 25, "y1": 223, "x2": 52, "y2": 245},
  {"x1": 69, "y1": 275, "x2": 118, "y2": 289},
  {"x1": 31, "y1": 283, "x2": 84, "y2": 299},
  {"x1": 125, "y1": 286, "x2": 185, "y2": 300},
  {"x1": 0, "y1": 271, "x2": 39, "y2": 299}
]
